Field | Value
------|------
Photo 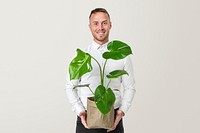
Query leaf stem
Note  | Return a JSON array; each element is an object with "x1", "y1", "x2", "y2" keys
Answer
[
  {"x1": 106, "y1": 79, "x2": 111, "y2": 89},
  {"x1": 88, "y1": 86, "x2": 95, "y2": 95},
  {"x1": 73, "y1": 84, "x2": 95, "y2": 95},
  {"x1": 91, "y1": 56, "x2": 104, "y2": 85},
  {"x1": 102, "y1": 59, "x2": 108, "y2": 84}
]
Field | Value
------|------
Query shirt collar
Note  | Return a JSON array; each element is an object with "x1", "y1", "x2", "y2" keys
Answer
[{"x1": 92, "y1": 41, "x2": 108, "y2": 50}]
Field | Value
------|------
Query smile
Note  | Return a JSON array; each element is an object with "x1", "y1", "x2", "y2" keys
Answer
[{"x1": 97, "y1": 32, "x2": 105, "y2": 35}]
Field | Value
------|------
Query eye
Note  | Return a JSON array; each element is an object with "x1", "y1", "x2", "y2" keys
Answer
[
  {"x1": 103, "y1": 22, "x2": 108, "y2": 25},
  {"x1": 93, "y1": 22, "x2": 98, "y2": 26}
]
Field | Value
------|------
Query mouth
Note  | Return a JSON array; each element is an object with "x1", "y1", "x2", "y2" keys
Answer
[{"x1": 97, "y1": 32, "x2": 105, "y2": 35}]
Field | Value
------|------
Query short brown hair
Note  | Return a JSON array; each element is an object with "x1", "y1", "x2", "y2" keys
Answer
[{"x1": 89, "y1": 8, "x2": 110, "y2": 20}]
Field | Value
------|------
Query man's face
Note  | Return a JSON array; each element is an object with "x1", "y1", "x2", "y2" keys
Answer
[{"x1": 89, "y1": 12, "x2": 112, "y2": 45}]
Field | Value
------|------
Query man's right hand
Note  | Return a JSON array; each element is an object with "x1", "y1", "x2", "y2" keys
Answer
[{"x1": 79, "y1": 111, "x2": 89, "y2": 129}]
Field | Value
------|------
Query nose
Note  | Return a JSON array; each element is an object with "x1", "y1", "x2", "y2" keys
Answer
[{"x1": 98, "y1": 23, "x2": 104, "y2": 30}]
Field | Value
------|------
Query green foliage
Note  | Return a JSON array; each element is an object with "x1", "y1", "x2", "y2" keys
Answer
[
  {"x1": 69, "y1": 40, "x2": 132, "y2": 114},
  {"x1": 106, "y1": 70, "x2": 128, "y2": 79},
  {"x1": 94, "y1": 85, "x2": 115, "y2": 114},
  {"x1": 69, "y1": 49, "x2": 92, "y2": 80},
  {"x1": 103, "y1": 40, "x2": 132, "y2": 60}
]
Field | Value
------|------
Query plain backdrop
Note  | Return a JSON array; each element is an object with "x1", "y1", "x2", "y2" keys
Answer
[{"x1": 0, "y1": 0, "x2": 199, "y2": 133}]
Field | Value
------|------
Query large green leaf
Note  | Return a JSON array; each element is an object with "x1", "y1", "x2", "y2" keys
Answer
[
  {"x1": 103, "y1": 40, "x2": 132, "y2": 60},
  {"x1": 69, "y1": 49, "x2": 92, "y2": 80},
  {"x1": 106, "y1": 70, "x2": 128, "y2": 79},
  {"x1": 94, "y1": 85, "x2": 106, "y2": 103},
  {"x1": 94, "y1": 85, "x2": 116, "y2": 114}
]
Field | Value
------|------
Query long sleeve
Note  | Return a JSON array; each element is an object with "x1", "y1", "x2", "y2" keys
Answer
[
  {"x1": 119, "y1": 56, "x2": 136, "y2": 114},
  {"x1": 65, "y1": 73, "x2": 85, "y2": 116}
]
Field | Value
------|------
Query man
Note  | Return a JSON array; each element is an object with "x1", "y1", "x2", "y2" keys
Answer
[{"x1": 65, "y1": 8, "x2": 136, "y2": 133}]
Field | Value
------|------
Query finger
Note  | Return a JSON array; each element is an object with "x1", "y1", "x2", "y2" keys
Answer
[
  {"x1": 107, "y1": 127, "x2": 116, "y2": 132},
  {"x1": 81, "y1": 118, "x2": 89, "y2": 129},
  {"x1": 83, "y1": 122, "x2": 89, "y2": 129},
  {"x1": 107, "y1": 117, "x2": 120, "y2": 132},
  {"x1": 81, "y1": 119, "x2": 89, "y2": 129},
  {"x1": 107, "y1": 129, "x2": 111, "y2": 132},
  {"x1": 107, "y1": 128, "x2": 114, "y2": 132},
  {"x1": 107, "y1": 125, "x2": 116, "y2": 132},
  {"x1": 115, "y1": 113, "x2": 122, "y2": 125}
]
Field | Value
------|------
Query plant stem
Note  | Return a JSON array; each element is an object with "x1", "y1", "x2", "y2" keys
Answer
[
  {"x1": 91, "y1": 56, "x2": 104, "y2": 85},
  {"x1": 73, "y1": 84, "x2": 90, "y2": 90},
  {"x1": 73, "y1": 84, "x2": 95, "y2": 95},
  {"x1": 106, "y1": 79, "x2": 111, "y2": 89},
  {"x1": 102, "y1": 59, "x2": 108, "y2": 85},
  {"x1": 88, "y1": 86, "x2": 95, "y2": 95}
]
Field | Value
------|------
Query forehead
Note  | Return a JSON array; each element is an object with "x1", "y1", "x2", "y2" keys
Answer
[{"x1": 90, "y1": 12, "x2": 110, "y2": 22}]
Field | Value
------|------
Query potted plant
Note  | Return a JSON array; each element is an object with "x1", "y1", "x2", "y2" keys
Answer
[{"x1": 69, "y1": 40, "x2": 132, "y2": 129}]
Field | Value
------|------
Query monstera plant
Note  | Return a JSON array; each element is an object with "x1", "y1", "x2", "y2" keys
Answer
[{"x1": 69, "y1": 40, "x2": 132, "y2": 115}]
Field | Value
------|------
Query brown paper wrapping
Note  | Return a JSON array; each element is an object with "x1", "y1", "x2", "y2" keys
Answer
[{"x1": 86, "y1": 97, "x2": 114, "y2": 129}]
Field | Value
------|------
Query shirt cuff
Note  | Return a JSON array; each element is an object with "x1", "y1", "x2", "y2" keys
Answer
[
  {"x1": 75, "y1": 105, "x2": 86, "y2": 116},
  {"x1": 119, "y1": 105, "x2": 128, "y2": 116}
]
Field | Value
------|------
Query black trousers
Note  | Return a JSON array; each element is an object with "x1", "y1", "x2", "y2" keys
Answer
[{"x1": 76, "y1": 109, "x2": 124, "y2": 133}]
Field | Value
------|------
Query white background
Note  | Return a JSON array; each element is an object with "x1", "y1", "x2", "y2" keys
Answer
[{"x1": 0, "y1": 0, "x2": 199, "y2": 133}]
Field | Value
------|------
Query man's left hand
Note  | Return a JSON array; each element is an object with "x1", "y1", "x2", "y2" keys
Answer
[{"x1": 107, "y1": 110, "x2": 124, "y2": 132}]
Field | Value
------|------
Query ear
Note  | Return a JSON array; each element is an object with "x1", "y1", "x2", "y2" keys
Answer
[
  {"x1": 88, "y1": 23, "x2": 92, "y2": 31},
  {"x1": 109, "y1": 22, "x2": 112, "y2": 29}
]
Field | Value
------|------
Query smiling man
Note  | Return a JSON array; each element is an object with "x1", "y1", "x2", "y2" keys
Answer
[
  {"x1": 65, "y1": 8, "x2": 136, "y2": 133},
  {"x1": 89, "y1": 8, "x2": 112, "y2": 45}
]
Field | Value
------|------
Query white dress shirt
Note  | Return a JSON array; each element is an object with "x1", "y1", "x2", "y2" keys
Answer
[{"x1": 65, "y1": 41, "x2": 136, "y2": 116}]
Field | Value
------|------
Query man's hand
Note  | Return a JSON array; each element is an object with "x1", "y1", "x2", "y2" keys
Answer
[
  {"x1": 79, "y1": 111, "x2": 89, "y2": 129},
  {"x1": 107, "y1": 110, "x2": 124, "y2": 132}
]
